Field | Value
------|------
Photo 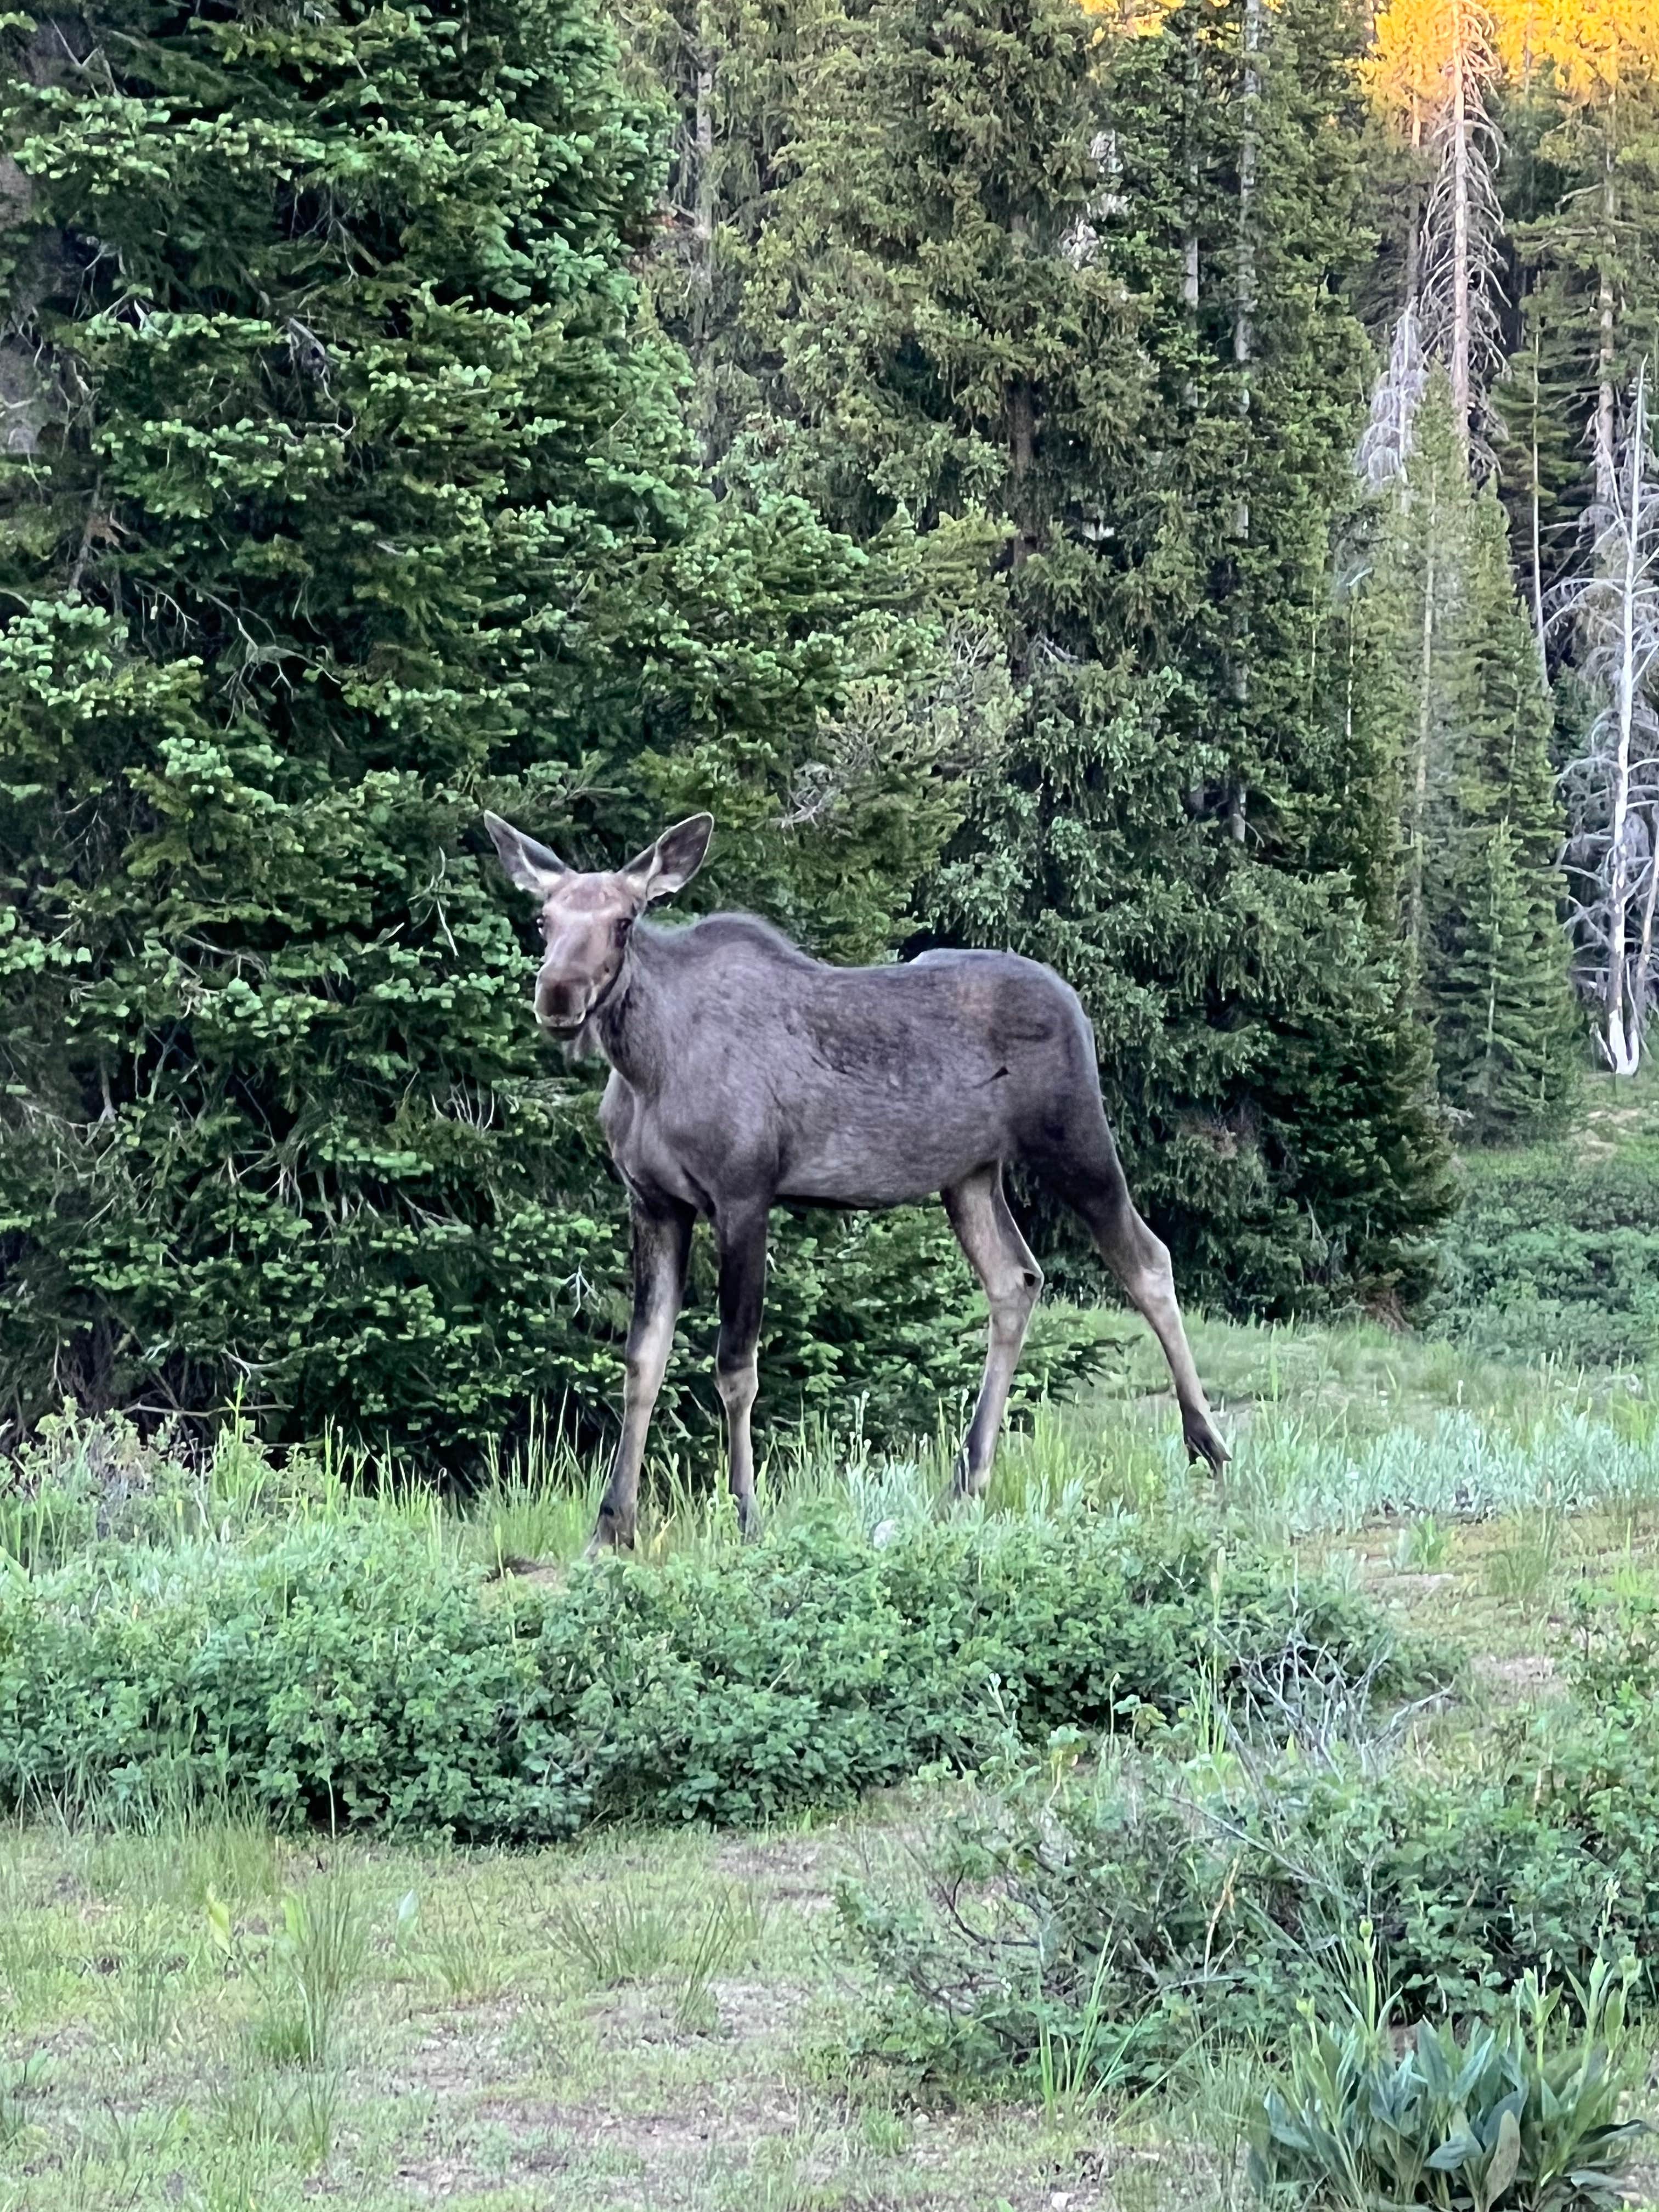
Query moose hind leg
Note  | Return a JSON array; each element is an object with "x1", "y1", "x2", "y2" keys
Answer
[
  {"x1": 1065, "y1": 1158, "x2": 1227, "y2": 1471},
  {"x1": 714, "y1": 1203, "x2": 769, "y2": 1540},
  {"x1": 591, "y1": 1197, "x2": 693, "y2": 1554},
  {"x1": 944, "y1": 1166, "x2": 1043, "y2": 1499}
]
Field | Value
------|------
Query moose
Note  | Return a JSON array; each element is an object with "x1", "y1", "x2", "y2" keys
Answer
[{"x1": 486, "y1": 809, "x2": 1228, "y2": 1549}]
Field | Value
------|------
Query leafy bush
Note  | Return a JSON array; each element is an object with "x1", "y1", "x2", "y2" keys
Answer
[
  {"x1": 839, "y1": 1705, "x2": 1659, "y2": 2096},
  {"x1": 0, "y1": 1514, "x2": 1448, "y2": 1841},
  {"x1": 1250, "y1": 1955, "x2": 1647, "y2": 2211},
  {"x1": 1564, "y1": 1581, "x2": 1659, "y2": 1711}
]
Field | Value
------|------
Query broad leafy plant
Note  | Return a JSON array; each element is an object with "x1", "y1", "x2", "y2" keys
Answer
[{"x1": 1249, "y1": 1951, "x2": 1648, "y2": 2210}]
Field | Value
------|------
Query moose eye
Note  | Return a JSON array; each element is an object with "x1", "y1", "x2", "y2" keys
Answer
[{"x1": 614, "y1": 916, "x2": 633, "y2": 945}]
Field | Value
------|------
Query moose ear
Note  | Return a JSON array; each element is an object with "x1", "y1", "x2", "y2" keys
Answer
[
  {"x1": 483, "y1": 812, "x2": 569, "y2": 895},
  {"x1": 623, "y1": 814, "x2": 714, "y2": 904}
]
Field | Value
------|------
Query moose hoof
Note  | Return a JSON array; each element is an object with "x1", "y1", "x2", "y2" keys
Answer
[
  {"x1": 947, "y1": 1450, "x2": 988, "y2": 1505},
  {"x1": 1184, "y1": 1418, "x2": 1229, "y2": 1474},
  {"x1": 585, "y1": 1511, "x2": 635, "y2": 1558}
]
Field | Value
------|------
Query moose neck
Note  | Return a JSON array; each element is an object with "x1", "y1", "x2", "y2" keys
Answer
[{"x1": 589, "y1": 924, "x2": 670, "y2": 1085}]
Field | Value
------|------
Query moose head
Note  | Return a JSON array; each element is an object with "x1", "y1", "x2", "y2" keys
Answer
[{"x1": 483, "y1": 811, "x2": 714, "y2": 1033}]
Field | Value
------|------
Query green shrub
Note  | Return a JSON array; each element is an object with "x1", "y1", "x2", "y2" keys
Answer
[
  {"x1": 839, "y1": 1706, "x2": 1659, "y2": 2096},
  {"x1": 1564, "y1": 1581, "x2": 1659, "y2": 1711},
  {"x1": 0, "y1": 1515, "x2": 1448, "y2": 1841},
  {"x1": 1427, "y1": 1132, "x2": 1659, "y2": 1370},
  {"x1": 1250, "y1": 1953, "x2": 1647, "y2": 2210}
]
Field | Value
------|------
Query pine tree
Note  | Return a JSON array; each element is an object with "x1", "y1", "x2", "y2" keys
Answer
[
  {"x1": 730, "y1": 0, "x2": 1454, "y2": 1310},
  {"x1": 1428, "y1": 488, "x2": 1581, "y2": 1129},
  {"x1": 1494, "y1": 2, "x2": 1659, "y2": 508},
  {"x1": 611, "y1": 0, "x2": 837, "y2": 462},
  {"x1": 1365, "y1": 378, "x2": 1578, "y2": 1132},
  {"x1": 1493, "y1": 275, "x2": 1587, "y2": 665}
]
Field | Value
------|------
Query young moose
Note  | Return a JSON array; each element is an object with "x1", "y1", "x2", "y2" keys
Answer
[{"x1": 486, "y1": 810, "x2": 1228, "y2": 1548}]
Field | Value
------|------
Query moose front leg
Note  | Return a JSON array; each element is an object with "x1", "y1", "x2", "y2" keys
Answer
[
  {"x1": 713, "y1": 1203, "x2": 769, "y2": 1541},
  {"x1": 590, "y1": 1197, "x2": 693, "y2": 1554}
]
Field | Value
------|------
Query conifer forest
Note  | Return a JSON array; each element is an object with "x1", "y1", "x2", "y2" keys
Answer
[{"x1": 1, "y1": 0, "x2": 1658, "y2": 1462}]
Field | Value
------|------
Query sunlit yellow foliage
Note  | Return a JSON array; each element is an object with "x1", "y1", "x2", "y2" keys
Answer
[
  {"x1": 1490, "y1": 0, "x2": 1659, "y2": 100},
  {"x1": 1368, "y1": 0, "x2": 1659, "y2": 122},
  {"x1": 1075, "y1": 0, "x2": 1178, "y2": 33},
  {"x1": 1366, "y1": 0, "x2": 1495, "y2": 133}
]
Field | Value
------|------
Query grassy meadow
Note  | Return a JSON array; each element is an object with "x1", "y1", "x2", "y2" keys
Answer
[{"x1": 5, "y1": 1077, "x2": 1659, "y2": 2210}]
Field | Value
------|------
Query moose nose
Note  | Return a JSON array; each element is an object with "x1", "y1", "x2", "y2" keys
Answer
[{"x1": 535, "y1": 972, "x2": 590, "y2": 1031}]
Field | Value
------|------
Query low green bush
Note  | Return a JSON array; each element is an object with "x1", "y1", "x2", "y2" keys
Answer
[
  {"x1": 839, "y1": 1703, "x2": 1659, "y2": 2096},
  {"x1": 0, "y1": 1514, "x2": 1449, "y2": 1840},
  {"x1": 1564, "y1": 1581, "x2": 1659, "y2": 1711}
]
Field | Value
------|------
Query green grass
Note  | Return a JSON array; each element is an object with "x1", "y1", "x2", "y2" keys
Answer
[
  {"x1": 8, "y1": 1291, "x2": 1655, "y2": 1584},
  {"x1": 0, "y1": 1799, "x2": 1291, "y2": 2212}
]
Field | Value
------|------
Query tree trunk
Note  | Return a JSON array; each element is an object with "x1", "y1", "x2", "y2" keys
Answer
[
  {"x1": 1227, "y1": 0, "x2": 1260, "y2": 753},
  {"x1": 1403, "y1": 94, "x2": 1424, "y2": 307},
  {"x1": 690, "y1": 18, "x2": 717, "y2": 348},
  {"x1": 1449, "y1": 16, "x2": 1473, "y2": 444},
  {"x1": 1233, "y1": 0, "x2": 1259, "y2": 543},
  {"x1": 1009, "y1": 377, "x2": 1035, "y2": 571},
  {"x1": 1183, "y1": 20, "x2": 1200, "y2": 411},
  {"x1": 1602, "y1": 373, "x2": 1642, "y2": 1074},
  {"x1": 1595, "y1": 104, "x2": 1618, "y2": 510},
  {"x1": 1406, "y1": 476, "x2": 1438, "y2": 962},
  {"x1": 1526, "y1": 309, "x2": 1549, "y2": 686},
  {"x1": 1234, "y1": 0, "x2": 1259, "y2": 380}
]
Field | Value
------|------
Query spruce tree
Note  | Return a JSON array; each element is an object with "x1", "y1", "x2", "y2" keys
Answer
[
  {"x1": 1494, "y1": 65, "x2": 1659, "y2": 613},
  {"x1": 1431, "y1": 488, "x2": 1581, "y2": 1131},
  {"x1": 0, "y1": 0, "x2": 978, "y2": 1453},
  {"x1": 1365, "y1": 379, "x2": 1579, "y2": 1135},
  {"x1": 610, "y1": 0, "x2": 833, "y2": 465}
]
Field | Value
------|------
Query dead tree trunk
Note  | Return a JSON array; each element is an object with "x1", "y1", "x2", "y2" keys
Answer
[
  {"x1": 1558, "y1": 364, "x2": 1659, "y2": 1075},
  {"x1": 1448, "y1": 25, "x2": 1473, "y2": 437},
  {"x1": 690, "y1": 19, "x2": 718, "y2": 350},
  {"x1": 1595, "y1": 113, "x2": 1618, "y2": 510}
]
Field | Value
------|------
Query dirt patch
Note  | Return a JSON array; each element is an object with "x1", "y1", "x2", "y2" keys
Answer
[
  {"x1": 461, "y1": 2086, "x2": 810, "y2": 2198},
  {"x1": 713, "y1": 1832, "x2": 838, "y2": 1913},
  {"x1": 710, "y1": 1976, "x2": 814, "y2": 2042},
  {"x1": 386, "y1": 2001, "x2": 525, "y2": 2096},
  {"x1": 1473, "y1": 1652, "x2": 1559, "y2": 1699},
  {"x1": 578, "y1": 1976, "x2": 811, "y2": 2051},
  {"x1": 389, "y1": 2153, "x2": 535, "y2": 2201}
]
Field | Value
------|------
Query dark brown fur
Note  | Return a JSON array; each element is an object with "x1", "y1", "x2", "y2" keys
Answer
[{"x1": 486, "y1": 810, "x2": 1227, "y2": 1548}]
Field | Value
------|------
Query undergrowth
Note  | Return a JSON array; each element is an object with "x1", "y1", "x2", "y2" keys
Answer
[
  {"x1": 839, "y1": 1591, "x2": 1659, "y2": 2108},
  {"x1": 0, "y1": 1508, "x2": 1452, "y2": 1842}
]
